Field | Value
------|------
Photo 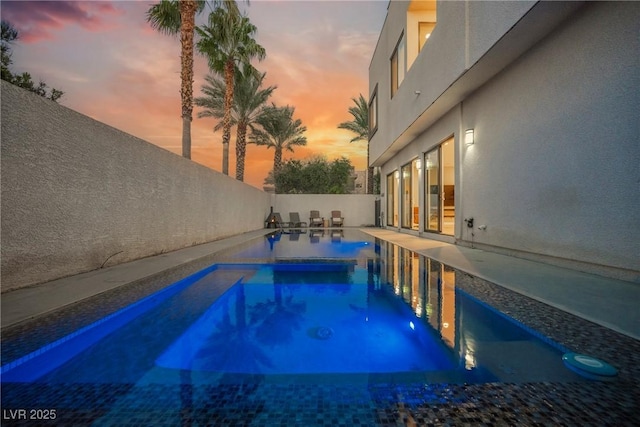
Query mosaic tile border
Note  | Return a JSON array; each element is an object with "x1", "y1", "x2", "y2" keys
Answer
[
  {"x1": 454, "y1": 271, "x2": 640, "y2": 382},
  {"x1": 2, "y1": 380, "x2": 639, "y2": 426}
]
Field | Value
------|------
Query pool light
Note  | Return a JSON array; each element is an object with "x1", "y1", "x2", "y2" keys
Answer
[{"x1": 562, "y1": 353, "x2": 618, "y2": 381}]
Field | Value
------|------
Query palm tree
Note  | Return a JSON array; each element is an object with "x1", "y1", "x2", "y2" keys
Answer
[
  {"x1": 249, "y1": 104, "x2": 307, "y2": 174},
  {"x1": 194, "y1": 66, "x2": 276, "y2": 181},
  {"x1": 146, "y1": 0, "x2": 206, "y2": 160},
  {"x1": 338, "y1": 94, "x2": 374, "y2": 194},
  {"x1": 196, "y1": 6, "x2": 265, "y2": 175}
]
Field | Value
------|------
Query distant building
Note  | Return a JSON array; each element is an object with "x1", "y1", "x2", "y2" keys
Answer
[
  {"x1": 369, "y1": 1, "x2": 639, "y2": 281},
  {"x1": 352, "y1": 170, "x2": 367, "y2": 194}
]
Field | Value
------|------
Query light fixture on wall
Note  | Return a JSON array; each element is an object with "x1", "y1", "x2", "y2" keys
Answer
[{"x1": 465, "y1": 129, "x2": 475, "y2": 145}]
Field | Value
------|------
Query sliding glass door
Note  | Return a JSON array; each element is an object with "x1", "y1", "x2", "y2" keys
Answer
[
  {"x1": 386, "y1": 172, "x2": 399, "y2": 227},
  {"x1": 401, "y1": 159, "x2": 421, "y2": 230},
  {"x1": 425, "y1": 148, "x2": 440, "y2": 232},
  {"x1": 401, "y1": 163, "x2": 412, "y2": 228},
  {"x1": 424, "y1": 137, "x2": 455, "y2": 234}
]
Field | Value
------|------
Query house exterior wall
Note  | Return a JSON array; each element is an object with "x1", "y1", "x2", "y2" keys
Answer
[
  {"x1": 1, "y1": 81, "x2": 271, "y2": 291},
  {"x1": 370, "y1": 1, "x2": 640, "y2": 281},
  {"x1": 380, "y1": 106, "x2": 459, "y2": 235},
  {"x1": 369, "y1": 0, "x2": 538, "y2": 165}
]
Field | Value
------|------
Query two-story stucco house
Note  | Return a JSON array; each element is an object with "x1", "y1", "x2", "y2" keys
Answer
[{"x1": 369, "y1": 0, "x2": 639, "y2": 281}]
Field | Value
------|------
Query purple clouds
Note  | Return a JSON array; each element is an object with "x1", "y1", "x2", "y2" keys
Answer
[{"x1": 1, "y1": 1, "x2": 122, "y2": 42}]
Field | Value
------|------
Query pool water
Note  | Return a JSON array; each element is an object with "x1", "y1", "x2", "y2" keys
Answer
[
  {"x1": 1, "y1": 230, "x2": 582, "y2": 388},
  {"x1": 156, "y1": 265, "x2": 456, "y2": 376}
]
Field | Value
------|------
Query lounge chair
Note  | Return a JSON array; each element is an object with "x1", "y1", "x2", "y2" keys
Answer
[
  {"x1": 289, "y1": 212, "x2": 308, "y2": 228},
  {"x1": 309, "y1": 210, "x2": 324, "y2": 228},
  {"x1": 289, "y1": 231, "x2": 301, "y2": 241},
  {"x1": 273, "y1": 213, "x2": 291, "y2": 230},
  {"x1": 330, "y1": 210, "x2": 344, "y2": 227}
]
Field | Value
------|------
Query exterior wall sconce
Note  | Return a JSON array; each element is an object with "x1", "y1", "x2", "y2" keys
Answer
[
  {"x1": 414, "y1": 90, "x2": 421, "y2": 95},
  {"x1": 465, "y1": 129, "x2": 475, "y2": 145}
]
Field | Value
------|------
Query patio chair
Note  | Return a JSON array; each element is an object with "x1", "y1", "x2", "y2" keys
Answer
[
  {"x1": 289, "y1": 212, "x2": 308, "y2": 229},
  {"x1": 309, "y1": 210, "x2": 324, "y2": 228},
  {"x1": 330, "y1": 210, "x2": 344, "y2": 227},
  {"x1": 309, "y1": 228, "x2": 324, "y2": 243}
]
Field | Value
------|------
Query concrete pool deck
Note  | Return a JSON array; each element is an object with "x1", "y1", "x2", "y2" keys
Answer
[
  {"x1": 1, "y1": 229, "x2": 273, "y2": 329},
  {"x1": 2, "y1": 227, "x2": 638, "y2": 341}
]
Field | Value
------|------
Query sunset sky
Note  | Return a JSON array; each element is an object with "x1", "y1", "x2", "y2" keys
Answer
[{"x1": 1, "y1": 0, "x2": 388, "y2": 189}]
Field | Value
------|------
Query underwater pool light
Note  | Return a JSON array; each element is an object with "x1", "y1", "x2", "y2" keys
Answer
[{"x1": 562, "y1": 353, "x2": 617, "y2": 381}]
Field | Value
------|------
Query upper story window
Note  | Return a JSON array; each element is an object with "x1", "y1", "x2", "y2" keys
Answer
[
  {"x1": 390, "y1": 33, "x2": 406, "y2": 98},
  {"x1": 407, "y1": 0, "x2": 437, "y2": 68},
  {"x1": 418, "y1": 22, "x2": 436, "y2": 52},
  {"x1": 369, "y1": 85, "x2": 378, "y2": 138}
]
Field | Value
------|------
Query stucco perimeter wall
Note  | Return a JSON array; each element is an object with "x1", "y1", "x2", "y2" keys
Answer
[
  {"x1": 1, "y1": 81, "x2": 270, "y2": 292},
  {"x1": 272, "y1": 194, "x2": 377, "y2": 227}
]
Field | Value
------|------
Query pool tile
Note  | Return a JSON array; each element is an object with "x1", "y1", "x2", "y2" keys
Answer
[{"x1": 2, "y1": 236, "x2": 640, "y2": 425}]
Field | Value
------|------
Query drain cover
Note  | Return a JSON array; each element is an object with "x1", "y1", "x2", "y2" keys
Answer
[{"x1": 308, "y1": 326, "x2": 334, "y2": 340}]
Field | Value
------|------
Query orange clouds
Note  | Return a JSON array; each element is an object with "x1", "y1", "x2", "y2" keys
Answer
[
  {"x1": 244, "y1": 24, "x2": 375, "y2": 187},
  {"x1": 185, "y1": 19, "x2": 376, "y2": 189},
  {"x1": 4, "y1": 0, "x2": 386, "y2": 190}
]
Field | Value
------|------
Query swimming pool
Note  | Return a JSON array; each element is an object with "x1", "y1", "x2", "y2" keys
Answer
[
  {"x1": 1, "y1": 230, "x2": 580, "y2": 386},
  {"x1": 7, "y1": 229, "x2": 629, "y2": 425}
]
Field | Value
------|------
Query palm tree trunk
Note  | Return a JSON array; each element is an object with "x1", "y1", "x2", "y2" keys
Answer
[
  {"x1": 236, "y1": 122, "x2": 247, "y2": 181},
  {"x1": 274, "y1": 147, "x2": 283, "y2": 174},
  {"x1": 182, "y1": 116, "x2": 191, "y2": 159},
  {"x1": 222, "y1": 60, "x2": 235, "y2": 175},
  {"x1": 179, "y1": 0, "x2": 197, "y2": 160},
  {"x1": 367, "y1": 144, "x2": 374, "y2": 194}
]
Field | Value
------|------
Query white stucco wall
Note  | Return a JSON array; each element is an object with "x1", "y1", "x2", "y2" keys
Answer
[
  {"x1": 369, "y1": 0, "x2": 577, "y2": 166},
  {"x1": 272, "y1": 194, "x2": 378, "y2": 227},
  {"x1": 1, "y1": 81, "x2": 271, "y2": 291},
  {"x1": 369, "y1": 0, "x2": 466, "y2": 165},
  {"x1": 460, "y1": 1, "x2": 640, "y2": 275},
  {"x1": 466, "y1": 0, "x2": 536, "y2": 66}
]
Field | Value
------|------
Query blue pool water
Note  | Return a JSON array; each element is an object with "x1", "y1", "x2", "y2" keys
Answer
[
  {"x1": 1, "y1": 230, "x2": 579, "y2": 386},
  {"x1": 156, "y1": 266, "x2": 455, "y2": 375}
]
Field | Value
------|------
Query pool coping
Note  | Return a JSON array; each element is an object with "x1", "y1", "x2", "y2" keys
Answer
[{"x1": 1, "y1": 229, "x2": 274, "y2": 329}]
